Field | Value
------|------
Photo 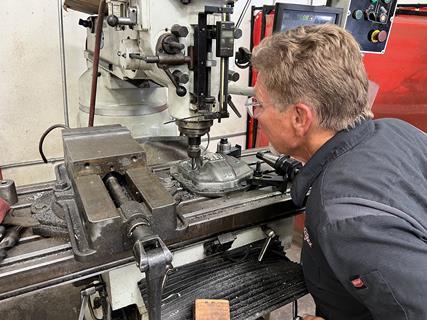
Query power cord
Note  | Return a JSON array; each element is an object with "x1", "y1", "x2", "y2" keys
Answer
[{"x1": 38, "y1": 124, "x2": 69, "y2": 163}]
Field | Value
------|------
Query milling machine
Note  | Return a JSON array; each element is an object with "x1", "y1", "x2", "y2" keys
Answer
[{"x1": 0, "y1": 1, "x2": 307, "y2": 320}]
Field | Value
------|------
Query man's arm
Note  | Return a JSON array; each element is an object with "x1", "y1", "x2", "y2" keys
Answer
[{"x1": 317, "y1": 202, "x2": 427, "y2": 320}]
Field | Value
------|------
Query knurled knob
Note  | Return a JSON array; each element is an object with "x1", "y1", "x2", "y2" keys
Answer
[{"x1": 353, "y1": 9, "x2": 364, "y2": 20}]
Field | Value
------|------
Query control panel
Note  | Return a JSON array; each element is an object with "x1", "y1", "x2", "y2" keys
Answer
[{"x1": 328, "y1": 0, "x2": 398, "y2": 53}]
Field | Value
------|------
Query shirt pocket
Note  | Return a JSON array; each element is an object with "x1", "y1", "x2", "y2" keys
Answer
[{"x1": 353, "y1": 270, "x2": 408, "y2": 320}]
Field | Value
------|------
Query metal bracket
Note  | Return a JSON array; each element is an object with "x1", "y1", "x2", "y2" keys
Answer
[
  {"x1": 78, "y1": 283, "x2": 107, "y2": 320},
  {"x1": 204, "y1": 232, "x2": 237, "y2": 256}
]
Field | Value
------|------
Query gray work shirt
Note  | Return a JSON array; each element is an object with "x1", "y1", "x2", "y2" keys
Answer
[{"x1": 291, "y1": 119, "x2": 427, "y2": 320}]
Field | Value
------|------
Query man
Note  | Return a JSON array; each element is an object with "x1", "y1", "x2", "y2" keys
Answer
[{"x1": 251, "y1": 24, "x2": 427, "y2": 319}]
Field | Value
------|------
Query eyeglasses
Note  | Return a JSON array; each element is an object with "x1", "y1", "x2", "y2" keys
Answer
[{"x1": 245, "y1": 97, "x2": 264, "y2": 119}]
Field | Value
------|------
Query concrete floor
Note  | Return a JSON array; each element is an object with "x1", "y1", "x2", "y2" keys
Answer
[{"x1": 268, "y1": 240, "x2": 316, "y2": 320}]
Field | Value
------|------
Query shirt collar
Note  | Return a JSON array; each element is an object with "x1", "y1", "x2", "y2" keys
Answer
[{"x1": 291, "y1": 119, "x2": 375, "y2": 207}]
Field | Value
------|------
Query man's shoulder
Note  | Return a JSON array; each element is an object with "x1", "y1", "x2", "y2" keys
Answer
[
  {"x1": 304, "y1": 118, "x2": 426, "y2": 229},
  {"x1": 375, "y1": 117, "x2": 425, "y2": 134},
  {"x1": 319, "y1": 118, "x2": 426, "y2": 204},
  {"x1": 371, "y1": 118, "x2": 426, "y2": 150}
]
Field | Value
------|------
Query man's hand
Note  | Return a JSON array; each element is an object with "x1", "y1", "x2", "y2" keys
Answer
[{"x1": 303, "y1": 315, "x2": 325, "y2": 320}]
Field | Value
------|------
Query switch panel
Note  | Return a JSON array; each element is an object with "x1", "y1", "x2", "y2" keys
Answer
[{"x1": 328, "y1": 0, "x2": 398, "y2": 54}]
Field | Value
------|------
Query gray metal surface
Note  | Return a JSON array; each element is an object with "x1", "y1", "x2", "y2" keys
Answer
[
  {"x1": 126, "y1": 167, "x2": 177, "y2": 237},
  {"x1": 0, "y1": 282, "x2": 82, "y2": 320},
  {"x1": 79, "y1": 85, "x2": 168, "y2": 116},
  {"x1": 171, "y1": 152, "x2": 253, "y2": 197},
  {"x1": 137, "y1": 136, "x2": 188, "y2": 165},
  {"x1": 63, "y1": 125, "x2": 146, "y2": 178}
]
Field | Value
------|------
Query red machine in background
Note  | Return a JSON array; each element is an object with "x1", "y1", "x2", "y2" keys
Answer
[
  {"x1": 364, "y1": 8, "x2": 427, "y2": 131},
  {"x1": 247, "y1": 5, "x2": 427, "y2": 234},
  {"x1": 247, "y1": 5, "x2": 427, "y2": 150}
]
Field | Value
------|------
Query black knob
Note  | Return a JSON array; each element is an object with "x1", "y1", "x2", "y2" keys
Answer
[
  {"x1": 167, "y1": 41, "x2": 185, "y2": 50},
  {"x1": 176, "y1": 86, "x2": 187, "y2": 97},
  {"x1": 171, "y1": 24, "x2": 189, "y2": 38},
  {"x1": 107, "y1": 15, "x2": 119, "y2": 27},
  {"x1": 228, "y1": 71, "x2": 240, "y2": 82},
  {"x1": 235, "y1": 47, "x2": 252, "y2": 69},
  {"x1": 234, "y1": 29, "x2": 243, "y2": 39},
  {"x1": 78, "y1": 19, "x2": 93, "y2": 29},
  {"x1": 173, "y1": 70, "x2": 189, "y2": 84},
  {"x1": 162, "y1": 35, "x2": 184, "y2": 54}
]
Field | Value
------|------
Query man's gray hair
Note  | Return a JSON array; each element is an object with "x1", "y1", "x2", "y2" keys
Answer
[{"x1": 251, "y1": 24, "x2": 372, "y2": 131}]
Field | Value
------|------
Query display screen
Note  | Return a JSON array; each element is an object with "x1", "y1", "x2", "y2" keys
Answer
[
  {"x1": 222, "y1": 30, "x2": 234, "y2": 38},
  {"x1": 280, "y1": 10, "x2": 337, "y2": 31}
]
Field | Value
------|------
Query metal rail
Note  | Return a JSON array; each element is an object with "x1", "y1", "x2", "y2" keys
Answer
[
  {"x1": 0, "y1": 157, "x2": 64, "y2": 170},
  {"x1": 57, "y1": 0, "x2": 70, "y2": 127}
]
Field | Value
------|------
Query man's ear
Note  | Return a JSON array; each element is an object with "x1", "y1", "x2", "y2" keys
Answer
[{"x1": 291, "y1": 103, "x2": 314, "y2": 137}]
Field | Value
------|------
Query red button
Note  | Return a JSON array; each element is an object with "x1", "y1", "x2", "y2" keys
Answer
[
  {"x1": 378, "y1": 30, "x2": 388, "y2": 43},
  {"x1": 351, "y1": 278, "x2": 365, "y2": 288}
]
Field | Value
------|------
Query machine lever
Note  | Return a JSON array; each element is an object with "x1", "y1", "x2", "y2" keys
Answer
[
  {"x1": 227, "y1": 95, "x2": 241, "y2": 118},
  {"x1": 78, "y1": 294, "x2": 88, "y2": 320},
  {"x1": 164, "y1": 68, "x2": 187, "y2": 97},
  {"x1": 133, "y1": 236, "x2": 173, "y2": 320},
  {"x1": 106, "y1": 6, "x2": 137, "y2": 27},
  {"x1": 258, "y1": 228, "x2": 276, "y2": 262}
]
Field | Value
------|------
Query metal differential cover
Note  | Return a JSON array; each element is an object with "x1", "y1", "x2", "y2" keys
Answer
[{"x1": 170, "y1": 153, "x2": 253, "y2": 197}]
